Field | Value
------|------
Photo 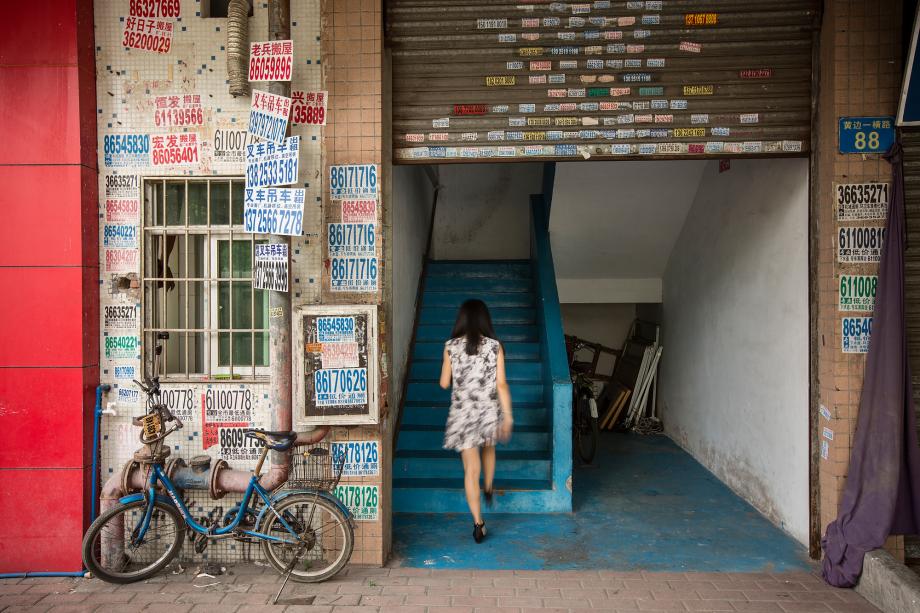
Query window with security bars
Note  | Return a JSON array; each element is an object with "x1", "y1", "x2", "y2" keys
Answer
[{"x1": 142, "y1": 178, "x2": 269, "y2": 380}]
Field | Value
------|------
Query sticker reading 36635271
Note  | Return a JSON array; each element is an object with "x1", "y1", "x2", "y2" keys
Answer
[
  {"x1": 105, "y1": 335, "x2": 139, "y2": 359},
  {"x1": 243, "y1": 187, "x2": 305, "y2": 236},
  {"x1": 332, "y1": 441, "x2": 380, "y2": 477},
  {"x1": 839, "y1": 275, "x2": 878, "y2": 312},
  {"x1": 253, "y1": 244, "x2": 289, "y2": 292},
  {"x1": 835, "y1": 182, "x2": 889, "y2": 221},
  {"x1": 245, "y1": 136, "x2": 299, "y2": 188},
  {"x1": 104, "y1": 304, "x2": 139, "y2": 330},
  {"x1": 316, "y1": 316, "x2": 356, "y2": 343},
  {"x1": 330, "y1": 257, "x2": 378, "y2": 292},
  {"x1": 329, "y1": 165, "x2": 379, "y2": 200},
  {"x1": 315, "y1": 368, "x2": 368, "y2": 407},
  {"x1": 248, "y1": 91, "x2": 292, "y2": 144},
  {"x1": 842, "y1": 317, "x2": 872, "y2": 354},
  {"x1": 327, "y1": 223, "x2": 376, "y2": 257},
  {"x1": 837, "y1": 226, "x2": 886, "y2": 263}
]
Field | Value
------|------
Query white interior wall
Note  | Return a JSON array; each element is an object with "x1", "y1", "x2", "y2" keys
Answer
[
  {"x1": 659, "y1": 158, "x2": 809, "y2": 544},
  {"x1": 430, "y1": 163, "x2": 542, "y2": 260},
  {"x1": 561, "y1": 303, "x2": 635, "y2": 375},
  {"x1": 392, "y1": 166, "x2": 435, "y2": 409}
]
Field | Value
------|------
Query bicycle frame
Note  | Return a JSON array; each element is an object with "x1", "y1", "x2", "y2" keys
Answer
[{"x1": 126, "y1": 464, "x2": 302, "y2": 546}]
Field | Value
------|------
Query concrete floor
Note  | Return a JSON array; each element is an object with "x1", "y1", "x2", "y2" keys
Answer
[{"x1": 392, "y1": 432, "x2": 814, "y2": 572}]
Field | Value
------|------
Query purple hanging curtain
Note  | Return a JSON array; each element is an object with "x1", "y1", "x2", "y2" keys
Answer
[{"x1": 822, "y1": 142, "x2": 920, "y2": 587}]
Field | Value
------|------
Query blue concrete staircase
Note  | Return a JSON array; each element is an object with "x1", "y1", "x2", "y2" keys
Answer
[{"x1": 394, "y1": 198, "x2": 572, "y2": 513}]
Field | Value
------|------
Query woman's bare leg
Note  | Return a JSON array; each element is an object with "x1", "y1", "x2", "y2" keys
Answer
[
  {"x1": 481, "y1": 445, "x2": 496, "y2": 493},
  {"x1": 461, "y1": 448, "x2": 483, "y2": 524}
]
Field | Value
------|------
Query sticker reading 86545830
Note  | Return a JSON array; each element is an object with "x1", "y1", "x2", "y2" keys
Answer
[
  {"x1": 329, "y1": 165, "x2": 379, "y2": 200},
  {"x1": 314, "y1": 368, "x2": 368, "y2": 407}
]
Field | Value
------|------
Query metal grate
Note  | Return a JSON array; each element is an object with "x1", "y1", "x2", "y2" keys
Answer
[{"x1": 286, "y1": 443, "x2": 346, "y2": 492}]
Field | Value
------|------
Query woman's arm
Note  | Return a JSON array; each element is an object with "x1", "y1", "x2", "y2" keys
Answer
[
  {"x1": 439, "y1": 347, "x2": 452, "y2": 389},
  {"x1": 497, "y1": 346, "x2": 513, "y2": 439}
]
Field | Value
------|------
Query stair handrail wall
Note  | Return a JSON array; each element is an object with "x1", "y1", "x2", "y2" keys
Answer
[{"x1": 530, "y1": 194, "x2": 573, "y2": 509}]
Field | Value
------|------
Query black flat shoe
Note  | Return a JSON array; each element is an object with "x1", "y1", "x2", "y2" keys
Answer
[
  {"x1": 483, "y1": 486, "x2": 494, "y2": 507},
  {"x1": 473, "y1": 521, "x2": 486, "y2": 543}
]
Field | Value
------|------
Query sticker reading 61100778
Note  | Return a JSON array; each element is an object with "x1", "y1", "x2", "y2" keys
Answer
[
  {"x1": 315, "y1": 368, "x2": 368, "y2": 407},
  {"x1": 329, "y1": 165, "x2": 379, "y2": 200}
]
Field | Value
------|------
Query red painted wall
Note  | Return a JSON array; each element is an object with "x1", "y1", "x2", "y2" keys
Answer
[{"x1": 0, "y1": 0, "x2": 97, "y2": 572}]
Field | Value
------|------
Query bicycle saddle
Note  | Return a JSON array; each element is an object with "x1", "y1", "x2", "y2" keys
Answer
[{"x1": 243, "y1": 428, "x2": 297, "y2": 451}]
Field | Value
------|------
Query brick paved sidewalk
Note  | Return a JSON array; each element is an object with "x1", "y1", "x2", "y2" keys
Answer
[{"x1": 0, "y1": 564, "x2": 879, "y2": 613}]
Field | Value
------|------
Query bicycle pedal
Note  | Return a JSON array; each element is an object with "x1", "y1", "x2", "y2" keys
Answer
[{"x1": 193, "y1": 533, "x2": 209, "y2": 554}]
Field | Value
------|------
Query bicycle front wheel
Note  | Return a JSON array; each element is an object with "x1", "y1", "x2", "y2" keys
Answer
[
  {"x1": 260, "y1": 493, "x2": 354, "y2": 583},
  {"x1": 575, "y1": 393, "x2": 599, "y2": 464},
  {"x1": 82, "y1": 499, "x2": 184, "y2": 583}
]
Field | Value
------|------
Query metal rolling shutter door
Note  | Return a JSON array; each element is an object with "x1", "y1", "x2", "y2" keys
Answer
[{"x1": 388, "y1": 0, "x2": 820, "y2": 164}]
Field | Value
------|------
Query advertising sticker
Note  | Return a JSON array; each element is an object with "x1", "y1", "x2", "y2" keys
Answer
[
  {"x1": 320, "y1": 343, "x2": 360, "y2": 369},
  {"x1": 105, "y1": 249, "x2": 139, "y2": 273},
  {"x1": 327, "y1": 223, "x2": 376, "y2": 257},
  {"x1": 332, "y1": 441, "x2": 380, "y2": 477},
  {"x1": 245, "y1": 136, "x2": 300, "y2": 188},
  {"x1": 104, "y1": 175, "x2": 140, "y2": 222},
  {"x1": 104, "y1": 304, "x2": 139, "y2": 330},
  {"x1": 315, "y1": 368, "x2": 368, "y2": 407},
  {"x1": 341, "y1": 199, "x2": 377, "y2": 223},
  {"x1": 161, "y1": 387, "x2": 195, "y2": 422},
  {"x1": 835, "y1": 182, "x2": 889, "y2": 221},
  {"x1": 248, "y1": 91, "x2": 292, "y2": 144},
  {"x1": 216, "y1": 426, "x2": 264, "y2": 462},
  {"x1": 330, "y1": 257, "x2": 378, "y2": 292},
  {"x1": 117, "y1": 386, "x2": 141, "y2": 406},
  {"x1": 153, "y1": 94, "x2": 203, "y2": 127},
  {"x1": 243, "y1": 187, "x2": 305, "y2": 236},
  {"x1": 248, "y1": 40, "x2": 294, "y2": 82},
  {"x1": 837, "y1": 226, "x2": 886, "y2": 263},
  {"x1": 103, "y1": 225, "x2": 138, "y2": 249},
  {"x1": 128, "y1": 1, "x2": 181, "y2": 18},
  {"x1": 204, "y1": 388, "x2": 254, "y2": 423},
  {"x1": 329, "y1": 165, "x2": 379, "y2": 200},
  {"x1": 333, "y1": 484, "x2": 379, "y2": 521},
  {"x1": 253, "y1": 243, "x2": 289, "y2": 292},
  {"x1": 316, "y1": 316, "x2": 356, "y2": 343},
  {"x1": 291, "y1": 91, "x2": 328, "y2": 126},
  {"x1": 104, "y1": 134, "x2": 151, "y2": 168},
  {"x1": 839, "y1": 275, "x2": 878, "y2": 312},
  {"x1": 113, "y1": 364, "x2": 137, "y2": 381},
  {"x1": 213, "y1": 129, "x2": 257, "y2": 166},
  {"x1": 122, "y1": 16, "x2": 174, "y2": 54},
  {"x1": 842, "y1": 317, "x2": 872, "y2": 354},
  {"x1": 150, "y1": 133, "x2": 200, "y2": 167},
  {"x1": 105, "y1": 335, "x2": 139, "y2": 360}
]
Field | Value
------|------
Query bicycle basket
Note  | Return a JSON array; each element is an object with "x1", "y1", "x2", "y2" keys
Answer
[{"x1": 287, "y1": 442, "x2": 345, "y2": 492}]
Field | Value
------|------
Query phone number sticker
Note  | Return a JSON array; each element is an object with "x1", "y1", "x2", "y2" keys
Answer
[
  {"x1": 341, "y1": 199, "x2": 377, "y2": 223},
  {"x1": 105, "y1": 335, "x2": 139, "y2": 359},
  {"x1": 151, "y1": 133, "x2": 199, "y2": 167},
  {"x1": 243, "y1": 188, "x2": 305, "y2": 236},
  {"x1": 316, "y1": 316, "x2": 356, "y2": 343},
  {"x1": 213, "y1": 129, "x2": 257, "y2": 166},
  {"x1": 329, "y1": 164, "x2": 379, "y2": 200},
  {"x1": 218, "y1": 426, "x2": 264, "y2": 462},
  {"x1": 330, "y1": 257, "x2": 378, "y2": 292},
  {"x1": 248, "y1": 40, "x2": 293, "y2": 82},
  {"x1": 248, "y1": 90, "x2": 292, "y2": 144},
  {"x1": 204, "y1": 388, "x2": 254, "y2": 423},
  {"x1": 332, "y1": 441, "x2": 380, "y2": 477},
  {"x1": 253, "y1": 244, "x2": 289, "y2": 292},
  {"x1": 842, "y1": 317, "x2": 872, "y2": 354},
  {"x1": 839, "y1": 275, "x2": 878, "y2": 312},
  {"x1": 104, "y1": 304, "x2": 139, "y2": 330},
  {"x1": 315, "y1": 368, "x2": 368, "y2": 407},
  {"x1": 835, "y1": 182, "x2": 889, "y2": 221},
  {"x1": 838, "y1": 226, "x2": 886, "y2": 263},
  {"x1": 333, "y1": 484, "x2": 379, "y2": 521},
  {"x1": 103, "y1": 224, "x2": 138, "y2": 249},
  {"x1": 245, "y1": 136, "x2": 299, "y2": 188},
  {"x1": 161, "y1": 386, "x2": 195, "y2": 421},
  {"x1": 327, "y1": 223, "x2": 376, "y2": 257},
  {"x1": 291, "y1": 90, "x2": 327, "y2": 126}
]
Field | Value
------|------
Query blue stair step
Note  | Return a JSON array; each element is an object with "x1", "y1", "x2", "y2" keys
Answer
[
  {"x1": 397, "y1": 425, "x2": 549, "y2": 452},
  {"x1": 393, "y1": 483, "x2": 568, "y2": 513},
  {"x1": 413, "y1": 341, "x2": 540, "y2": 361},
  {"x1": 409, "y1": 360, "x2": 542, "y2": 382},
  {"x1": 415, "y1": 324, "x2": 539, "y2": 343},
  {"x1": 400, "y1": 402, "x2": 549, "y2": 427},
  {"x1": 395, "y1": 477, "x2": 551, "y2": 491},
  {"x1": 419, "y1": 307, "x2": 536, "y2": 325},
  {"x1": 427, "y1": 260, "x2": 532, "y2": 279},
  {"x1": 422, "y1": 291, "x2": 535, "y2": 309},
  {"x1": 394, "y1": 450, "x2": 552, "y2": 480},
  {"x1": 406, "y1": 382, "x2": 543, "y2": 404},
  {"x1": 425, "y1": 277, "x2": 532, "y2": 292}
]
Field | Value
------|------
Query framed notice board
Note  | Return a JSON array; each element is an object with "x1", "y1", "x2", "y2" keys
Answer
[{"x1": 293, "y1": 305, "x2": 379, "y2": 426}]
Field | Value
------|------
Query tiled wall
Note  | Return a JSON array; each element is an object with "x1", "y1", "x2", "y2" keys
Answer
[
  {"x1": 95, "y1": 0, "x2": 387, "y2": 565},
  {"x1": 815, "y1": 0, "x2": 904, "y2": 557}
]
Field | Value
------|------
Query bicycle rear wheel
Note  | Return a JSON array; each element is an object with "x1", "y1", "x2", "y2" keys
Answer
[
  {"x1": 575, "y1": 392, "x2": 599, "y2": 464},
  {"x1": 260, "y1": 493, "x2": 353, "y2": 583},
  {"x1": 82, "y1": 499, "x2": 184, "y2": 583}
]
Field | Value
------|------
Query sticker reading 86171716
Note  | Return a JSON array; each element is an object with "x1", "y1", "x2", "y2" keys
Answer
[
  {"x1": 329, "y1": 165, "x2": 379, "y2": 200},
  {"x1": 330, "y1": 257, "x2": 378, "y2": 292}
]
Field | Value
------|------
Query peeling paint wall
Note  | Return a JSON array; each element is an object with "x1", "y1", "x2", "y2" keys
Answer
[{"x1": 660, "y1": 158, "x2": 810, "y2": 544}]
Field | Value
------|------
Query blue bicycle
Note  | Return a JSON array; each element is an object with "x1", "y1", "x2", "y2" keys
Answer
[{"x1": 82, "y1": 338, "x2": 354, "y2": 584}]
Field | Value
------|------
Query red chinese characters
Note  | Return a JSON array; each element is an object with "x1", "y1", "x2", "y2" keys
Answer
[
  {"x1": 249, "y1": 40, "x2": 294, "y2": 82},
  {"x1": 291, "y1": 90, "x2": 328, "y2": 126},
  {"x1": 122, "y1": 16, "x2": 174, "y2": 54},
  {"x1": 151, "y1": 133, "x2": 200, "y2": 167}
]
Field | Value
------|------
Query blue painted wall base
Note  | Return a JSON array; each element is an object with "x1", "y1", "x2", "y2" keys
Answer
[{"x1": 392, "y1": 432, "x2": 813, "y2": 572}]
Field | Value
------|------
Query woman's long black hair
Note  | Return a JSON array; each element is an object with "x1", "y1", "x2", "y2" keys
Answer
[{"x1": 450, "y1": 299, "x2": 498, "y2": 355}]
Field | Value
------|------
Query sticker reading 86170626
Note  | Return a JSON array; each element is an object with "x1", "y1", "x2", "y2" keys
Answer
[{"x1": 314, "y1": 368, "x2": 368, "y2": 407}]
